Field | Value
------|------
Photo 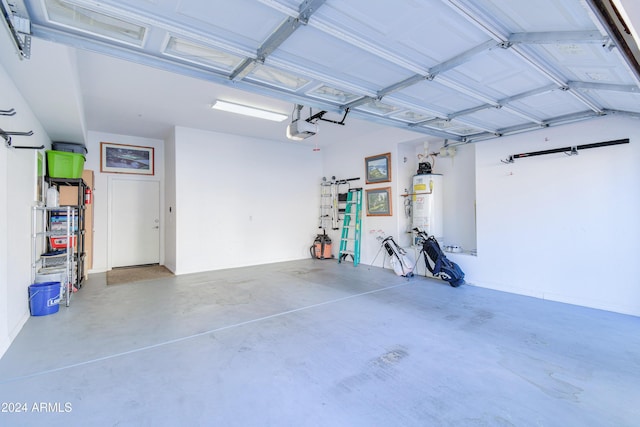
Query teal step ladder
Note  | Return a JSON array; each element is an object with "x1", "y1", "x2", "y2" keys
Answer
[{"x1": 338, "y1": 188, "x2": 362, "y2": 266}]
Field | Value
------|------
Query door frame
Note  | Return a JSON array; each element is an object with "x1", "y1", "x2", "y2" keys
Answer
[{"x1": 107, "y1": 176, "x2": 164, "y2": 270}]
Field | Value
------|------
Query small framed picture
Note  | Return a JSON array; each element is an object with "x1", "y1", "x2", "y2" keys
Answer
[
  {"x1": 366, "y1": 187, "x2": 392, "y2": 216},
  {"x1": 101, "y1": 142, "x2": 154, "y2": 175},
  {"x1": 365, "y1": 152, "x2": 391, "y2": 184}
]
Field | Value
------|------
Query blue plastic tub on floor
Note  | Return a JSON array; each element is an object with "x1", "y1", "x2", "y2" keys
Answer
[{"x1": 29, "y1": 282, "x2": 61, "y2": 316}]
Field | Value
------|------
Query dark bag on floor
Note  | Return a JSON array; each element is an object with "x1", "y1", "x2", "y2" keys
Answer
[{"x1": 416, "y1": 230, "x2": 465, "y2": 287}]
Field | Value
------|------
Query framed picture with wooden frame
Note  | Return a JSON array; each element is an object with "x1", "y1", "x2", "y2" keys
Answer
[
  {"x1": 366, "y1": 187, "x2": 392, "y2": 216},
  {"x1": 365, "y1": 152, "x2": 391, "y2": 184},
  {"x1": 100, "y1": 142, "x2": 154, "y2": 175}
]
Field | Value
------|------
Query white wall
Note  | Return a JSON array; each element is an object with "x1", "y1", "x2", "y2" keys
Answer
[
  {"x1": 171, "y1": 126, "x2": 322, "y2": 274},
  {"x1": 322, "y1": 116, "x2": 640, "y2": 316},
  {"x1": 455, "y1": 115, "x2": 640, "y2": 316},
  {"x1": 164, "y1": 129, "x2": 177, "y2": 272},
  {"x1": 401, "y1": 140, "x2": 478, "y2": 253},
  {"x1": 432, "y1": 143, "x2": 477, "y2": 253},
  {"x1": 321, "y1": 129, "x2": 420, "y2": 268},
  {"x1": 392, "y1": 139, "x2": 478, "y2": 277},
  {"x1": 0, "y1": 60, "x2": 51, "y2": 358},
  {"x1": 322, "y1": 131, "x2": 477, "y2": 272},
  {"x1": 84, "y1": 131, "x2": 165, "y2": 272}
]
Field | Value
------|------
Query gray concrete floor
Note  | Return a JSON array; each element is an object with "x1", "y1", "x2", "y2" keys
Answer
[{"x1": 0, "y1": 259, "x2": 638, "y2": 426}]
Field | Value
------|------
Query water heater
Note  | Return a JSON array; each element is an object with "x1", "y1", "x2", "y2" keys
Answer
[{"x1": 412, "y1": 174, "x2": 443, "y2": 242}]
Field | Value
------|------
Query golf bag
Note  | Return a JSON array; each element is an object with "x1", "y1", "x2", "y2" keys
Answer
[
  {"x1": 414, "y1": 229, "x2": 465, "y2": 287},
  {"x1": 381, "y1": 236, "x2": 415, "y2": 277}
]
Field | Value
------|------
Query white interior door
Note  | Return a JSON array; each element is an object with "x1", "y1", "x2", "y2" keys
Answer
[{"x1": 111, "y1": 179, "x2": 160, "y2": 268}]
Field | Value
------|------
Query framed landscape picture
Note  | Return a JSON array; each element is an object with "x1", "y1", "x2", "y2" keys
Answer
[
  {"x1": 366, "y1": 187, "x2": 392, "y2": 216},
  {"x1": 365, "y1": 152, "x2": 391, "y2": 184},
  {"x1": 101, "y1": 142, "x2": 154, "y2": 175}
]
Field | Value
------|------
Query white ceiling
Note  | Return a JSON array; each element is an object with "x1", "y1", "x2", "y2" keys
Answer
[{"x1": 2, "y1": 0, "x2": 640, "y2": 147}]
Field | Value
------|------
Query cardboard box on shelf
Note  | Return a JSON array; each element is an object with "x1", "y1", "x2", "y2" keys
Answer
[{"x1": 55, "y1": 170, "x2": 94, "y2": 278}]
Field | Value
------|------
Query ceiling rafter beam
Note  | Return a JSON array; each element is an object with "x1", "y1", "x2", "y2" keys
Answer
[
  {"x1": 564, "y1": 86, "x2": 604, "y2": 113},
  {"x1": 409, "y1": 114, "x2": 496, "y2": 137},
  {"x1": 31, "y1": 23, "x2": 233, "y2": 80},
  {"x1": 30, "y1": 24, "x2": 338, "y2": 111},
  {"x1": 443, "y1": 85, "x2": 556, "y2": 122},
  {"x1": 377, "y1": 74, "x2": 429, "y2": 98},
  {"x1": 428, "y1": 39, "x2": 500, "y2": 78},
  {"x1": 57, "y1": 0, "x2": 255, "y2": 58},
  {"x1": 445, "y1": 98, "x2": 543, "y2": 127},
  {"x1": 380, "y1": 95, "x2": 453, "y2": 121},
  {"x1": 517, "y1": 110, "x2": 599, "y2": 131},
  {"x1": 584, "y1": 0, "x2": 640, "y2": 85},
  {"x1": 348, "y1": 110, "x2": 464, "y2": 141},
  {"x1": 408, "y1": 120, "x2": 473, "y2": 139},
  {"x1": 348, "y1": 40, "x2": 504, "y2": 117},
  {"x1": 258, "y1": 0, "x2": 326, "y2": 60},
  {"x1": 499, "y1": 84, "x2": 558, "y2": 104},
  {"x1": 433, "y1": 84, "x2": 553, "y2": 127},
  {"x1": 300, "y1": 5, "x2": 602, "y2": 128},
  {"x1": 402, "y1": 125, "x2": 464, "y2": 141},
  {"x1": 447, "y1": 0, "x2": 564, "y2": 87},
  {"x1": 508, "y1": 30, "x2": 608, "y2": 45},
  {"x1": 445, "y1": 101, "x2": 544, "y2": 130},
  {"x1": 435, "y1": 75, "x2": 500, "y2": 106},
  {"x1": 508, "y1": 46, "x2": 568, "y2": 87},
  {"x1": 448, "y1": 104, "x2": 493, "y2": 119},
  {"x1": 266, "y1": 56, "x2": 376, "y2": 98},
  {"x1": 461, "y1": 109, "x2": 638, "y2": 144},
  {"x1": 414, "y1": 116, "x2": 450, "y2": 127},
  {"x1": 445, "y1": 0, "x2": 509, "y2": 41},
  {"x1": 229, "y1": 60, "x2": 258, "y2": 81},
  {"x1": 446, "y1": 0, "x2": 606, "y2": 114},
  {"x1": 600, "y1": 109, "x2": 640, "y2": 118},
  {"x1": 307, "y1": 8, "x2": 552, "y2": 127},
  {"x1": 509, "y1": 49, "x2": 610, "y2": 115},
  {"x1": 499, "y1": 105, "x2": 544, "y2": 125},
  {"x1": 447, "y1": 117, "x2": 498, "y2": 135},
  {"x1": 342, "y1": 73, "x2": 432, "y2": 111},
  {"x1": 232, "y1": 0, "x2": 325, "y2": 81},
  {"x1": 419, "y1": 122, "x2": 494, "y2": 138},
  {"x1": 308, "y1": 19, "x2": 427, "y2": 75},
  {"x1": 342, "y1": 96, "x2": 373, "y2": 110},
  {"x1": 568, "y1": 81, "x2": 640, "y2": 93}
]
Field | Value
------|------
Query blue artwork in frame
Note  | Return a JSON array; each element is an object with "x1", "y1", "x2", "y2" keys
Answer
[{"x1": 365, "y1": 152, "x2": 391, "y2": 184}]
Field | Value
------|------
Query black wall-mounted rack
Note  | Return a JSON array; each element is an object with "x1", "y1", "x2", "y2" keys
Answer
[
  {"x1": 502, "y1": 138, "x2": 629, "y2": 164},
  {"x1": 1, "y1": 107, "x2": 40, "y2": 149}
]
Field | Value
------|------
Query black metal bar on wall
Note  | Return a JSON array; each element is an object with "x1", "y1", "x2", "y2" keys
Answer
[{"x1": 502, "y1": 138, "x2": 629, "y2": 163}]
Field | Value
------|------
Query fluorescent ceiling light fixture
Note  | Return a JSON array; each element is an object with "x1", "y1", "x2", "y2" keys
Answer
[{"x1": 211, "y1": 100, "x2": 288, "y2": 122}]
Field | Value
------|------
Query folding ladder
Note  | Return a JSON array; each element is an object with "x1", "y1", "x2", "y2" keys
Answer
[
  {"x1": 319, "y1": 176, "x2": 360, "y2": 231},
  {"x1": 319, "y1": 178, "x2": 334, "y2": 231},
  {"x1": 338, "y1": 188, "x2": 363, "y2": 266}
]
